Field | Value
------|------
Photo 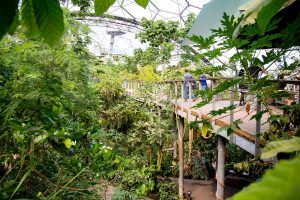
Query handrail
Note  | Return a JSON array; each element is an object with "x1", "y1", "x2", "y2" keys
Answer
[
  {"x1": 123, "y1": 77, "x2": 300, "y2": 157},
  {"x1": 123, "y1": 78, "x2": 300, "y2": 85}
]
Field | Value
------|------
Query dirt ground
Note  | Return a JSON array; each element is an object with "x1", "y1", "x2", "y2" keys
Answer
[
  {"x1": 172, "y1": 178, "x2": 242, "y2": 200},
  {"x1": 99, "y1": 178, "x2": 242, "y2": 200}
]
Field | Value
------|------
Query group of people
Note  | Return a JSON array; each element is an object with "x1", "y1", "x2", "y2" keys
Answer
[
  {"x1": 183, "y1": 68, "x2": 207, "y2": 101},
  {"x1": 183, "y1": 66, "x2": 263, "y2": 105}
]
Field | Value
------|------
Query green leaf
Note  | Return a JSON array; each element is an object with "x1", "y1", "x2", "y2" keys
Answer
[
  {"x1": 230, "y1": 154, "x2": 300, "y2": 200},
  {"x1": 33, "y1": 133, "x2": 49, "y2": 144},
  {"x1": 94, "y1": 0, "x2": 116, "y2": 15},
  {"x1": 201, "y1": 125, "x2": 209, "y2": 138},
  {"x1": 33, "y1": 0, "x2": 64, "y2": 46},
  {"x1": 6, "y1": 10, "x2": 19, "y2": 35},
  {"x1": 261, "y1": 137, "x2": 300, "y2": 159},
  {"x1": 257, "y1": 0, "x2": 286, "y2": 34},
  {"x1": 209, "y1": 105, "x2": 236, "y2": 117},
  {"x1": 0, "y1": 0, "x2": 19, "y2": 39},
  {"x1": 21, "y1": 0, "x2": 40, "y2": 36},
  {"x1": 135, "y1": 0, "x2": 149, "y2": 8},
  {"x1": 64, "y1": 138, "x2": 73, "y2": 149},
  {"x1": 250, "y1": 110, "x2": 268, "y2": 121}
]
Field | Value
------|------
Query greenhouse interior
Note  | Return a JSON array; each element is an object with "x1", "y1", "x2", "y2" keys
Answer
[{"x1": 1, "y1": 0, "x2": 300, "y2": 199}]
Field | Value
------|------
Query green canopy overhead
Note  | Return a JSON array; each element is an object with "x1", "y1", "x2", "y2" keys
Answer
[{"x1": 184, "y1": 0, "x2": 253, "y2": 44}]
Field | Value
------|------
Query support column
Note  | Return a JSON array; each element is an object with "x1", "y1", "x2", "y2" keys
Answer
[
  {"x1": 216, "y1": 136, "x2": 226, "y2": 200},
  {"x1": 178, "y1": 116, "x2": 185, "y2": 200}
]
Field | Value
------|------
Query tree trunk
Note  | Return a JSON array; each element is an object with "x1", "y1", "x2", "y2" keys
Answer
[
  {"x1": 178, "y1": 116, "x2": 185, "y2": 200},
  {"x1": 149, "y1": 146, "x2": 153, "y2": 165},
  {"x1": 173, "y1": 113, "x2": 178, "y2": 159},
  {"x1": 188, "y1": 128, "x2": 193, "y2": 162},
  {"x1": 157, "y1": 145, "x2": 163, "y2": 171}
]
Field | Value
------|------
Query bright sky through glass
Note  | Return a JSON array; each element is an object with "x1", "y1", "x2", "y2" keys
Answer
[{"x1": 88, "y1": 0, "x2": 209, "y2": 57}]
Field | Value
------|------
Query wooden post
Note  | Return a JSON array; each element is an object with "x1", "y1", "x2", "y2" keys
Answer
[
  {"x1": 198, "y1": 80, "x2": 202, "y2": 101},
  {"x1": 188, "y1": 126, "x2": 193, "y2": 162},
  {"x1": 212, "y1": 80, "x2": 216, "y2": 124},
  {"x1": 255, "y1": 96, "x2": 261, "y2": 157},
  {"x1": 178, "y1": 116, "x2": 185, "y2": 200},
  {"x1": 188, "y1": 81, "x2": 192, "y2": 100},
  {"x1": 173, "y1": 113, "x2": 178, "y2": 159},
  {"x1": 216, "y1": 136, "x2": 226, "y2": 200},
  {"x1": 297, "y1": 85, "x2": 300, "y2": 104},
  {"x1": 229, "y1": 86, "x2": 235, "y2": 143},
  {"x1": 175, "y1": 82, "x2": 178, "y2": 99},
  {"x1": 181, "y1": 82, "x2": 184, "y2": 100}
]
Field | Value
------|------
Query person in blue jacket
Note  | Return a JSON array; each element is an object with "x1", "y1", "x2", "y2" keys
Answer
[{"x1": 200, "y1": 75, "x2": 208, "y2": 90}]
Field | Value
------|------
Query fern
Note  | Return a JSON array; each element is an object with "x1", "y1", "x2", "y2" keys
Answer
[{"x1": 33, "y1": 0, "x2": 64, "y2": 46}]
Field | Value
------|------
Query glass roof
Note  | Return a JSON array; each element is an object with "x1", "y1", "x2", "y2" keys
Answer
[{"x1": 81, "y1": 0, "x2": 209, "y2": 57}]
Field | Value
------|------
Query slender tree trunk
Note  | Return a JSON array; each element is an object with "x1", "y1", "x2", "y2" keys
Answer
[
  {"x1": 188, "y1": 128, "x2": 193, "y2": 162},
  {"x1": 178, "y1": 116, "x2": 185, "y2": 200},
  {"x1": 173, "y1": 113, "x2": 178, "y2": 159},
  {"x1": 149, "y1": 146, "x2": 153, "y2": 165},
  {"x1": 157, "y1": 145, "x2": 163, "y2": 171}
]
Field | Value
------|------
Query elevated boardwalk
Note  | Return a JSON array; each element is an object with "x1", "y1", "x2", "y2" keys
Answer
[
  {"x1": 123, "y1": 78, "x2": 300, "y2": 200},
  {"x1": 123, "y1": 78, "x2": 299, "y2": 156}
]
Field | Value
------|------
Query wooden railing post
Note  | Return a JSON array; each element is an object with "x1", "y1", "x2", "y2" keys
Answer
[
  {"x1": 297, "y1": 85, "x2": 300, "y2": 104},
  {"x1": 188, "y1": 81, "x2": 192, "y2": 100},
  {"x1": 255, "y1": 96, "x2": 261, "y2": 157},
  {"x1": 229, "y1": 86, "x2": 235, "y2": 143},
  {"x1": 212, "y1": 79, "x2": 217, "y2": 123},
  {"x1": 175, "y1": 82, "x2": 178, "y2": 100},
  {"x1": 181, "y1": 82, "x2": 184, "y2": 100}
]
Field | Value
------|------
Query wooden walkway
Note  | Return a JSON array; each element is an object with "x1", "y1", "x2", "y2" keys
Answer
[
  {"x1": 173, "y1": 99, "x2": 282, "y2": 155},
  {"x1": 123, "y1": 78, "x2": 299, "y2": 200},
  {"x1": 123, "y1": 78, "x2": 298, "y2": 156}
]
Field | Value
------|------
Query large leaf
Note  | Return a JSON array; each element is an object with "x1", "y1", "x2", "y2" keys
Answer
[
  {"x1": 257, "y1": 0, "x2": 286, "y2": 34},
  {"x1": 0, "y1": 0, "x2": 19, "y2": 39},
  {"x1": 261, "y1": 137, "x2": 300, "y2": 159},
  {"x1": 33, "y1": 0, "x2": 64, "y2": 46},
  {"x1": 230, "y1": 154, "x2": 300, "y2": 200},
  {"x1": 135, "y1": 0, "x2": 150, "y2": 8},
  {"x1": 21, "y1": 0, "x2": 40, "y2": 36},
  {"x1": 94, "y1": 0, "x2": 116, "y2": 15}
]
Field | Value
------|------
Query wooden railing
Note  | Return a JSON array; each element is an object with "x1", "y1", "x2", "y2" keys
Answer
[{"x1": 123, "y1": 77, "x2": 300, "y2": 157}]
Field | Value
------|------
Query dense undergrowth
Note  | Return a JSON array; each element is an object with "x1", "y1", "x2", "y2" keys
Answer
[{"x1": 0, "y1": 12, "x2": 180, "y2": 199}]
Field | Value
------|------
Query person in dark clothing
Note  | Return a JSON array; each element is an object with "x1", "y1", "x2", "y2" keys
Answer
[
  {"x1": 238, "y1": 69, "x2": 247, "y2": 106},
  {"x1": 249, "y1": 66, "x2": 262, "y2": 82},
  {"x1": 183, "y1": 68, "x2": 196, "y2": 101}
]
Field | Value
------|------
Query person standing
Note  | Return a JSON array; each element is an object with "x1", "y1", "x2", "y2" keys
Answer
[
  {"x1": 183, "y1": 68, "x2": 196, "y2": 101},
  {"x1": 200, "y1": 75, "x2": 208, "y2": 90},
  {"x1": 238, "y1": 69, "x2": 246, "y2": 106}
]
